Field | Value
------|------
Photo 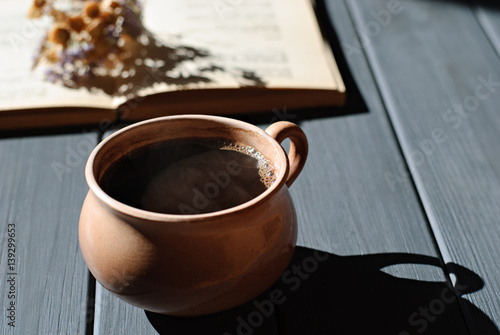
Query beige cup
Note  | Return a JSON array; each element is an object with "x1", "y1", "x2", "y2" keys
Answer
[{"x1": 79, "y1": 115, "x2": 308, "y2": 316}]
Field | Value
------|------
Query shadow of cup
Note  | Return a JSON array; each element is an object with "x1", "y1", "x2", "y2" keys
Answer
[{"x1": 146, "y1": 246, "x2": 498, "y2": 335}]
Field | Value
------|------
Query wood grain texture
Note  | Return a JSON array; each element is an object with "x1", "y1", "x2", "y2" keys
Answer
[
  {"x1": 94, "y1": 284, "x2": 158, "y2": 335},
  {"x1": 475, "y1": 1, "x2": 500, "y2": 57},
  {"x1": 292, "y1": 0, "x2": 438, "y2": 259},
  {"x1": 0, "y1": 132, "x2": 98, "y2": 334},
  {"x1": 346, "y1": 0, "x2": 500, "y2": 332},
  {"x1": 91, "y1": 0, "x2": 472, "y2": 332},
  {"x1": 271, "y1": 0, "x2": 468, "y2": 333}
]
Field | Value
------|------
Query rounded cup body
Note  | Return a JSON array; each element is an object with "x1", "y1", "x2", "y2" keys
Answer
[
  {"x1": 79, "y1": 184, "x2": 296, "y2": 315},
  {"x1": 78, "y1": 115, "x2": 300, "y2": 316}
]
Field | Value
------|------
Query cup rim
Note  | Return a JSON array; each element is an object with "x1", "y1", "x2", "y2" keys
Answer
[{"x1": 85, "y1": 115, "x2": 289, "y2": 223}]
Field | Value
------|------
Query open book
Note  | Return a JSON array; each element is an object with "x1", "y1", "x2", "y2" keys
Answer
[{"x1": 0, "y1": 0, "x2": 345, "y2": 131}]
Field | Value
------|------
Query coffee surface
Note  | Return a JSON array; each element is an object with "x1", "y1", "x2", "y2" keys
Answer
[{"x1": 101, "y1": 139, "x2": 276, "y2": 214}]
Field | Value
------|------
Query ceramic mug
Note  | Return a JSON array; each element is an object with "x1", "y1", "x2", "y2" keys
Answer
[{"x1": 79, "y1": 115, "x2": 308, "y2": 316}]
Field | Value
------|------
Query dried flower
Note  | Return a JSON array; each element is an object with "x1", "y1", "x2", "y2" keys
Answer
[
  {"x1": 68, "y1": 16, "x2": 85, "y2": 33},
  {"x1": 100, "y1": 11, "x2": 117, "y2": 25},
  {"x1": 88, "y1": 22, "x2": 107, "y2": 41},
  {"x1": 109, "y1": 1, "x2": 121, "y2": 10},
  {"x1": 94, "y1": 38, "x2": 111, "y2": 57},
  {"x1": 28, "y1": 0, "x2": 239, "y2": 96},
  {"x1": 28, "y1": 0, "x2": 150, "y2": 93},
  {"x1": 85, "y1": 2, "x2": 101, "y2": 19},
  {"x1": 49, "y1": 25, "x2": 70, "y2": 46},
  {"x1": 45, "y1": 48, "x2": 60, "y2": 63},
  {"x1": 28, "y1": 0, "x2": 47, "y2": 18}
]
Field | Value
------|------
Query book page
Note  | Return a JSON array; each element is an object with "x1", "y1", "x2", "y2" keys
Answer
[
  {"x1": 0, "y1": 1, "x2": 114, "y2": 112},
  {"x1": 130, "y1": 0, "x2": 343, "y2": 98},
  {"x1": 0, "y1": 0, "x2": 343, "y2": 112}
]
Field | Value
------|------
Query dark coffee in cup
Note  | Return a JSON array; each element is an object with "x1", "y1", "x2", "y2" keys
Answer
[{"x1": 101, "y1": 138, "x2": 276, "y2": 214}]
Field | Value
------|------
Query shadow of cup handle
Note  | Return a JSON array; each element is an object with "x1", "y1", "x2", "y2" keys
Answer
[
  {"x1": 357, "y1": 252, "x2": 484, "y2": 296},
  {"x1": 445, "y1": 262, "x2": 484, "y2": 295}
]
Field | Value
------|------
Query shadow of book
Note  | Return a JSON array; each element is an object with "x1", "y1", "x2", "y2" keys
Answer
[{"x1": 145, "y1": 246, "x2": 499, "y2": 335}]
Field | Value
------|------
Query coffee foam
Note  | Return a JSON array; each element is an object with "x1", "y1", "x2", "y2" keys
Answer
[{"x1": 215, "y1": 140, "x2": 277, "y2": 188}]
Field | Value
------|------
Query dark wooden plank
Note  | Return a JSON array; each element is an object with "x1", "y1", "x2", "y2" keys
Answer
[
  {"x1": 287, "y1": 0, "x2": 442, "y2": 269},
  {"x1": 0, "y1": 132, "x2": 98, "y2": 334},
  {"x1": 92, "y1": 0, "x2": 472, "y2": 333},
  {"x1": 346, "y1": 0, "x2": 500, "y2": 333},
  {"x1": 94, "y1": 283, "x2": 158, "y2": 335},
  {"x1": 272, "y1": 0, "x2": 469, "y2": 333}
]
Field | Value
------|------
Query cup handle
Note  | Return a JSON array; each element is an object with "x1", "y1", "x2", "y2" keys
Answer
[{"x1": 265, "y1": 122, "x2": 308, "y2": 187}]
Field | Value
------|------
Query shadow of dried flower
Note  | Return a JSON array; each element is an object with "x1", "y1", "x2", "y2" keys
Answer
[{"x1": 29, "y1": 0, "x2": 265, "y2": 98}]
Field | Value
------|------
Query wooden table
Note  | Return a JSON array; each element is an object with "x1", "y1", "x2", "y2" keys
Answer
[{"x1": 1, "y1": 0, "x2": 500, "y2": 334}]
